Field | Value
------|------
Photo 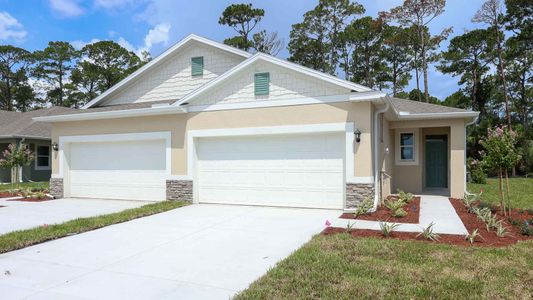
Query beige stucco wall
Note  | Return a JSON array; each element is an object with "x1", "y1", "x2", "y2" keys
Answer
[
  {"x1": 103, "y1": 41, "x2": 246, "y2": 106},
  {"x1": 52, "y1": 102, "x2": 374, "y2": 179},
  {"x1": 191, "y1": 61, "x2": 350, "y2": 106},
  {"x1": 389, "y1": 118, "x2": 466, "y2": 198},
  {"x1": 380, "y1": 117, "x2": 394, "y2": 200}
]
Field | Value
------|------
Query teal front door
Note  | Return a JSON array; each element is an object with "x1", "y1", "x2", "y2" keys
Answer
[{"x1": 425, "y1": 135, "x2": 448, "y2": 188}]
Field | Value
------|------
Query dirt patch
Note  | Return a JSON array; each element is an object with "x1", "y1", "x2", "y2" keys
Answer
[
  {"x1": 340, "y1": 196, "x2": 420, "y2": 224},
  {"x1": 7, "y1": 197, "x2": 54, "y2": 202}
]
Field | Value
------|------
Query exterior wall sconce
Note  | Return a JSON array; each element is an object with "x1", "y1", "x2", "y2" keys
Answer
[
  {"x1": 354, "y1": 129, "x2": 361, "y2": 143},
  {"x1": 52, "y1": 143, "x2": 59, "y2": 152}
]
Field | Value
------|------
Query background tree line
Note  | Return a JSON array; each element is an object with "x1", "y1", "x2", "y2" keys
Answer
[{"x1": 0, "y1": 0, "x2": 531, "y2": 175}]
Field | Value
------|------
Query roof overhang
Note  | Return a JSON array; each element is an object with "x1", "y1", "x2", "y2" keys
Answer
[
  {"x1": 82, "y1": 34, "x2": 252, "y2": 109},
  {"x1": 33, "y1": 105, "x2": 187, "y2": 123},
  {"x1": 0, "y1": 135, "x2": 51, "y2": 140}
]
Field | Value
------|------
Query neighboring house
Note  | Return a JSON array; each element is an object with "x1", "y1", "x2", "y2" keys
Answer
[
  {"x1": 0, "y1": 107, "x2": 77, "y2": 183},
  {"x1": 34, "y1": 34, "x2": 478, "y2": 210}
]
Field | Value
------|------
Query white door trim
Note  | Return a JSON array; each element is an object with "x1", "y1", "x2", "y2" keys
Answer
[
  {"x1": 57, "y1": 131, "x2": 171, "y2": 198},
  {"x1": 185, "y1": 122, "x2": 364, "y2": 204}
]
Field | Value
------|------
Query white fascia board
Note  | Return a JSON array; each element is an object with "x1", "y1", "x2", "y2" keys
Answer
[
  {"x1": 33, "y1": 106, "x2": 187, "y2": 122},
  {"x1": 173, "y1": 53, "x2": 375, "y2": 107},
  {"x1": 82, "y1": 34, "x2": 251, "y2": 109},
  {"x1": 397, "y1": 111, "x2": 480, "y2": 120}
]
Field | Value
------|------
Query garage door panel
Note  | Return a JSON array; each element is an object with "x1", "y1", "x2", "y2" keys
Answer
[
  {"x1": 68, "y1": 140, "x2": 167, "y2": 201},
  {"x1": 197, "y1": 133, "x2": 344, "y2": 209}
]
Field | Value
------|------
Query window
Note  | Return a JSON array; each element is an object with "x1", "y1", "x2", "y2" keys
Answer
[
  {"x1": 191, "y1": 56, "x2": 203, "y2": 76},
  {"x1": 400, "y1": 133, "x2": 414, "y2": 161},
  {"x1": 254, "y1": 72, "x2": 270, "y2": 96},
  {"x1": 35, "y1": 145, "x2": 50, "y2": 170}
]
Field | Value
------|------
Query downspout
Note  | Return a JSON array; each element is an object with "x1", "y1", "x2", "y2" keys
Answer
[
  {"x1": 464, "y1": 116, "x2": 478, "y2": 196},
  {"x1": 373, "y1": 98, "x2": 390, "y2": 209}
]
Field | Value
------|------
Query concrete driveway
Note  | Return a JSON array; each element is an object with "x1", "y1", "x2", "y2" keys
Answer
[
  {"x1": 0, "y1": 198, "x2": 147, "y2": 234},
  {"x1": 0, "y1": 204, "x2": 340, "y2": 299}
]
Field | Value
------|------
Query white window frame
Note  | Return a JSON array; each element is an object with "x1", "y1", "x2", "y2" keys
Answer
[
  {"x1": 395, "y1": 129, "x2": 418, "y2": 166},
  {"x1": 35, "y1": 144, "x2": 51, "y2": 170}
]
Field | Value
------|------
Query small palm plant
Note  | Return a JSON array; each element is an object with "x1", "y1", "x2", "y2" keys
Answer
[
  {"x1": 465, "y1": 229, "x2": 484, "y2": 244},
  {"x1": 417, "y1": 222, "x2": 440, "y2": 241},
  {"x1": 379, "y1": 222, "x2": 400, "y2": 237},
  {"x1": 495, "y1": 222, "x2": 512, "y2": 238}
]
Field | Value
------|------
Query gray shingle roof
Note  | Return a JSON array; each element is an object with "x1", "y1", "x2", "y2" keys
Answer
[
  {"x1": 0, "y1": 107, "x2": 78, "y2": 139},
  {"x1": 389, "y1": 97, "x2": 469, "y2": 114}
]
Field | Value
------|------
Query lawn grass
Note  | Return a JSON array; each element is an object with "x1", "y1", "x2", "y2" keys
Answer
[
  {"x1": 236, "y1": 234, "x2": 533, "y2": 300},
  {"x1": 0, "y1": 200, "x2": 188, "y2": 254},
  {"x1": 0, "y1": 181, "x2": 49, "y2": 192},
  {"x1": 468, "y1": 177, "x2": 533, "y2": 209}
]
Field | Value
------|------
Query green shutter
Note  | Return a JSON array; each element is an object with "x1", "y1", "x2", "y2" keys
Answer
[
  {"x1": 191, "y1": 56, "x2": 203, "y2": 76},
  {"x1": 254, "y1": 72, "x2": 270, "y2": 96}
]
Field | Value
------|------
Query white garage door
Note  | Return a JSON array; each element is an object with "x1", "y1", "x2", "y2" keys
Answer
[
  {"x1": 68, "y1": 140, "x2": 167, "y2": 201},
  {"x1": 197, "y1": 133, "x2": 344, "y2": 209}
]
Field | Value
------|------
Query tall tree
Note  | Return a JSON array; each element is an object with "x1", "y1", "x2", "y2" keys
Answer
[
  {"x1": 382, "y1": 25, "x2": 414, "y2": 96},
  {"x1": 34, "y1": 41, "x2": 80, "y2": 107},
  {"x1": 473, "y1": 0, "x2": 512, "y2": 128},
  {"x1": 252, "y1": 30, "x2": 284, "y2": 56},
  {"x1": 340, "y1": 16, "x2": 389, "y2": 89},
  {"x1": 219, "y1": 3, "x2": 264, "y2": 51},
  {"x1": 381, "y1": 0, "x2": 451, "y2": 102},
  {"x1": 289, "y1": 0, "x2": 364, "y2": 75},
  {"x1": 80, "y1": 41, "x2": 141, "y2": 92},
  {"x1": 438, "y1": 29, "x2": 492, "y2": 114},
  {"x1": 0, "y1": 46, "x2": 34, "y2": 111}
]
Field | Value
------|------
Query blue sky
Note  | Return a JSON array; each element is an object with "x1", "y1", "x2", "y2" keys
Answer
[{"x1": 0, "y1": 0, "x2": 488, "y2": 100}]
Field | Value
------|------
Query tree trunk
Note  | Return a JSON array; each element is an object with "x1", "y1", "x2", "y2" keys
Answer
[
  {"x1": 505, "y1": 169, "x2": 511, "y2": 217},
  {"x1": 498, "y1": 168, "x2": 505, "y2": 216},
  {"x1": 419, "y1": 26, "x2": 429, "y2": 103}
]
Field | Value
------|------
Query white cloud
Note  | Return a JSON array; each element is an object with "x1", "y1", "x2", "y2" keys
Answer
[
  {"x1": 70, "y1": 38, "x2": 100, "y2": 50},
  {"x1": 0, "y1": 11, "x2": 27, "y2": 41},
  {"x1": 94, "y1": 0, "x2": 138, "y2": 9},
  {"x1": 144, "y1": 23, "x2": 170, "y2": 48},
  {"x1": 49, "y1": 0, "x2": 85, "y2": 17}
]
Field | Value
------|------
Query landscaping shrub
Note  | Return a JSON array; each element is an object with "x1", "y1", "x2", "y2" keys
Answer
[
  {"x1": 391, "y1": 208, "x2": 407, "y2": 218},
  {"x1": 468, "y1": 158, "x2": 486, "y2": 184},
  {"x1": 465, "y1": 229, "x2": 483, "y2": 244},
  {"x1": 521, "y1": 221, "x2": 533, "y2": 236},
  {"x1": 354, "y1": 198, "x2": 373, "y2": 217},
  {"x1": 379, "y1": 222, "x2": 400, "y2": 237},
  {"x1": 417, "y1": 222, "x2": 440, "y2": 241},
  {"x1": 397, "y1": 189, "x2": 414, "y2": 203}
]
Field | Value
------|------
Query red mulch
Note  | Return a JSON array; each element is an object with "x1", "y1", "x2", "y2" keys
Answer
[
  {"x1": 449, "y1": 198, "x2": 532, "y2": 247},
  {"x1": 0, "y1": 192, "x2": 17, "y2": 198},
  {"x1": 340, "y1": 196, "x2": 420, "y2": 224},
  {"x1": 7, "y1": 197, "x2": 54, "y2": 202}
]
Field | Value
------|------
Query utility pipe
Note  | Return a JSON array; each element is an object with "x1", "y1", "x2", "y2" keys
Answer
[{"x1": 373, "y1": 98, "x2": 390, "y2": 209}]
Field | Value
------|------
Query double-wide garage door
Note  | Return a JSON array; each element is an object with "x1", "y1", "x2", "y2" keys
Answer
[
  {"x1": 196, "y1": 133, "x2": 345, "y2": 209},
  {"x1": 68, "y1": 140, "x2": 167, "y2": 201}
]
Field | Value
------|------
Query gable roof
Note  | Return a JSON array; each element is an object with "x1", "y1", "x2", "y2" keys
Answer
[
  {"x1": 0, "y1": 107, "x2": 78, "y2": 140},
  {"x1": 82, "y1": 34, "x2": 252, "y2": 109},
  {"x1": 172, "y1": 52, "x2": 373, "y2": 107},
  {"x1": 388, "y1": 97, "x2": 479, "y2": 119}
]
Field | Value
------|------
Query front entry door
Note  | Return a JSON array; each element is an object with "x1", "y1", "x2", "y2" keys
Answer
[{"x1": 425, "y1": 135, "x2": 448, "y2": 188}]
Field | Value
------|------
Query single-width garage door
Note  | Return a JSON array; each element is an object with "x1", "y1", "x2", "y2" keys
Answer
[
  {"x1": 197, "y1": 133, "x2": 344, "y2": 209},
  {"x1": 68, "y1": 140, "x2": 167, "y2": 201}
]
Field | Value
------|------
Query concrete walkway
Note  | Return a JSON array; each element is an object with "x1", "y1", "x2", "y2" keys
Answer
[
  {"x1": 331, "y1": 195, "x2": 468, "y2": 235},
  {"x1": 0, "y1": 204, "x2": 341, "y2": 300},
  {"x1": 0, "y1": 198, "x2": 146, "y2": 234}
]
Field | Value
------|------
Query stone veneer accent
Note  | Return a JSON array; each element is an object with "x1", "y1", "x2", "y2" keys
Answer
[
  {"x1": 50, "y1": 178, "x2": 64, "y2": 199},
  {"x1": 166, "y1": 180, "x2": 193, "y2": 201},
  {"x1": 346, "y1": 183, "x2": 375, "y2": 209}
]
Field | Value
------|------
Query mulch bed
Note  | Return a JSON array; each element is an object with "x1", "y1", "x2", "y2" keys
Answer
[
  {"x1": 339, "y1": 196, "x2": 420, "y2": 224},
  {"x1": 0, "y1": 192, "x2": 17, "y2": 198},
  {"x1": 449, "y1": 198, "x2": 532, "y2": 247},
  {"x1": 6, "y1": 197, "x2": 54, "y2": 202}
]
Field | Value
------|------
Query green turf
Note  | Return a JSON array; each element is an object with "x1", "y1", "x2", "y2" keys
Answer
[
  {"x1": 0, "y1": 181, "x2": 49, "y2": 192},
  {"x1": 236, "y1": 234, "x2": 533, "y2": 300},
  {"x1": 0, "y1": 200, "x2": 188, "y2": 253},
  {"x1": 468, "y1": 177, "x2": 533, "y2": 209}
]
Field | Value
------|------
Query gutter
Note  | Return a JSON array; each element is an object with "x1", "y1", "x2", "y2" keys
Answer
[
  {"x1": 464, "y1": 115, "x2": 479, "y2": 196},
  {"x1": 397, "y1": 111, "x2": 480, "y2": 120},
  {"x1": 373, "y1": 97, "x2": 390, "y2": 209},
  {"x1": 0, "y1": 135, "x2": 51, "y2": 141},
  {"x1": 33, "y1": 105, "x2": 188, "y2": 122}
]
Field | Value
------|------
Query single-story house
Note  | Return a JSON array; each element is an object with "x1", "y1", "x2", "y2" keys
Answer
[
  {"x1": 0, "y1": 107, "x2": 76, "y2": 183},
  {"x1": 34, "y1": 34, "x2": 479, "y2": 210}
]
